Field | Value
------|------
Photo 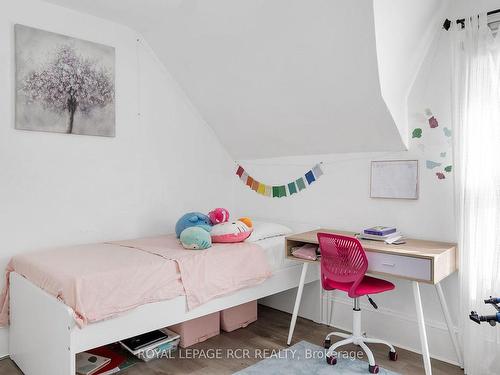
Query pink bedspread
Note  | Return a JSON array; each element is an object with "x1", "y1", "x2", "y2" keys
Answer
[
  {"x1": 0, "y1": 235, "x2": 271, "y2": 328},
  {"x1": 109, "y1": 236, "x2": 272, "y2": 309}
]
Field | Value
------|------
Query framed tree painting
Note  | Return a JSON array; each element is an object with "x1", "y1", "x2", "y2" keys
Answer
[{"x1": 15, "y1": 24, "x2": 115, "y2": 137}]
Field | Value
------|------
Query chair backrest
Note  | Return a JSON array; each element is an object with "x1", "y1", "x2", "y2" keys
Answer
[{"x1": 317, "y1": 232, "x2": 368, "y2": 291}]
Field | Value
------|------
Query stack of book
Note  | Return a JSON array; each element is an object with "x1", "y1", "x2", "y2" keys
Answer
[
  {"x1": 120, "y1": 328, "x2": 180, "y2": 362},
  {"x1": 76, "y1": 343, "x2": 138, "y2": 375},
  {"x1": 359, "y1": 226, "x2": 403, "y2": 244}
]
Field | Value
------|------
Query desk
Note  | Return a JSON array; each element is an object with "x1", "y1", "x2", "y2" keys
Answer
[{"x1": 285, "y1": 229, "x2": 460, "y2": 375}]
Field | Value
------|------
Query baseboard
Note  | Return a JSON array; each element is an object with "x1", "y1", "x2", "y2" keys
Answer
[
  {"x1": 321, "y1": 294, "x2": 461, "y2": 367},
  {"x1": 259, "y1": 287, "x2": 461, "y2": 367},
  {"x1": 0, "y1": 327, "x2": 7, "y2": 358},
  {"x1": 322, "y1": 294, "x2": 459, "y2": 334},
  {"x1": 259, "y1": 280, "x2": 322, "y2": 323}
]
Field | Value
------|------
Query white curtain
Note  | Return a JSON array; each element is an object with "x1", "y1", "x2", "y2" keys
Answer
[{"x1": 452, "y1": 13, "x2": 500, "y2": 375}]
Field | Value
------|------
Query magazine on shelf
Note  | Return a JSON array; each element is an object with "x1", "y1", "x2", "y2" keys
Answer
[
  {"x1": 76, "y1": 353, "x2": 111, "y2": 375},
  {"x1": 85, "y1": 343, "x2": 138, "y2": 375}
]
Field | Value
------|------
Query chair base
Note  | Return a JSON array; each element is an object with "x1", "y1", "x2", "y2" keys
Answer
[{"x1": 324, "y1": 298, "x2": 397, "y2": 374}]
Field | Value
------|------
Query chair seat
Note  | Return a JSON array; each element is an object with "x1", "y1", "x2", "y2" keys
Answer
[{"x1": 323, "y1": 275, "x2": 395, "y2": 297}]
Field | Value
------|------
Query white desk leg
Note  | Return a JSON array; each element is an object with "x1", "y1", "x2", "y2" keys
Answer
[
  {"x1": 287, "y1": 262, "x2": 309, "y2": 345},
  {"x1": 413, "y1": 281, "x2": 432, "y2": 375},
  {"x1": 435, "y1": 282, "x2": 463, "y2": 368}
]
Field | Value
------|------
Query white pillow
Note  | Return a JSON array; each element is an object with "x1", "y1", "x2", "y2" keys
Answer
[{"x1": 246, "y1": 221, "x2": 293, "y2": 242}]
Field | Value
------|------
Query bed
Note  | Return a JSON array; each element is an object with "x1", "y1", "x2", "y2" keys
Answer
[
  {"x1": 4, "y1": 232, "x2": 320, "y2": 375},
  {"x1": 254, "y1": 236, "x2": 297, "y2": 272}
]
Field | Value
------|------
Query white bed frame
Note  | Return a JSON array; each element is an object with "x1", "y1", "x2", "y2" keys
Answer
[{"x1": 9, "y1": 263, "x2": 319, "y2": 375}]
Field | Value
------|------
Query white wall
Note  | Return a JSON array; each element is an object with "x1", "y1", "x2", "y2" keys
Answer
[
  {"x1": 236, "y1": 27, "x2": 460, "y2": 364},
  {"x1": 0, "y1": 0, "x2": 235, "y2": 356},
  {"x1": 139, "y1": 0, "x2": 406, "y2": 159},
  {"x1": 452, "y1": 0, "x2": 500, "y2": 17},
  {"x1": 373, "y1": 0, "x2": 449, "y2": 147}
]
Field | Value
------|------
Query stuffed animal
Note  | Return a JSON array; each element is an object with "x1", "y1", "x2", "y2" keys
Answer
[
  {"x1": 208, "y1": 208, "x2": 230, "y2": 225},
  {"x1": 238, "y1": 217, "x2": 253, "y2": 229},
  {"x1": 175, "y1": 212, "x2": 212, "y2": 238},
  {"x1": 211, "y1": 218, "x2": 253, "y2": 243},
  {"x1": 180, "y1": 227, "x2": 212, "y2": 250}
]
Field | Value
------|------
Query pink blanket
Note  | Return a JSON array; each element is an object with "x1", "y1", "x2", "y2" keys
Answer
[
  {"x1": 0, "y1": 235, "x2": 271, "y2": 327},
  {"x1": 109, "y1": 236, "x2": 272, "y2": 310}
]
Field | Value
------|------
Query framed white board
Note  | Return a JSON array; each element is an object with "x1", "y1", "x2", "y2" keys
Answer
[{"x1": 370, "y1": 160, "x2": 419, "y2": 199}]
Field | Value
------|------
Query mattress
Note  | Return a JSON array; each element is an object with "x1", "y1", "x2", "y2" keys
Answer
[
  {"x1": 0, "y1": 243, "x2": 185, "y2": 327},
  {"x1": 0, "y1": 235, "x2": 271, "y2": 327},
  {"x1": 254, "y1": 236, "x2": 297, "y2": 272}
]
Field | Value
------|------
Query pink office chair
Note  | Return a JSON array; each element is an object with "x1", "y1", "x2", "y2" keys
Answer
[{"x1": 318, "y1": 232, "x2": 397, "y2": 374}]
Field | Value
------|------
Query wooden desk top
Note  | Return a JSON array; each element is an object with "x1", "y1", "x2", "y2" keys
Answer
[
  {"x1": 286, "y1": 229, "x2": 456, "y2": 259},
  {"x1": 285, "y1": 229, "x2": 457, "y2": 284}
]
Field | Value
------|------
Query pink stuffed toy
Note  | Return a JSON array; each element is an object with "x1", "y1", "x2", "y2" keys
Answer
[
  {"x1": 211, "y1": 218, "x2": 253, "y2": 243},
  {"x1": 208, "y1": 208, "x2": 230, "y2": 225}
]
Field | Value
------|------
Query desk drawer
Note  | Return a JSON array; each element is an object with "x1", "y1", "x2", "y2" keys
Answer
[{"x1": 366, "y1": 252, "x2": 431, "y2": 282}]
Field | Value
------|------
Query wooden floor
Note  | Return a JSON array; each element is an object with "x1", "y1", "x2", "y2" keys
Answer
[{"x1": 0, "y1": 305, "x2": 463, "y2": 375}]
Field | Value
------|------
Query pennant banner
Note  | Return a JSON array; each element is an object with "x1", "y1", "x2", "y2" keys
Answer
[{"x1": 235, "y1": 163, "x2": 324, "y2": 198}]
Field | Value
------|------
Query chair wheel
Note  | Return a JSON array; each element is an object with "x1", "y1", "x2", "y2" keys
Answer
[
  {"x1": 389, "y1": 350, "x2": 398, "y2": 361},
  {"x1": 369, "y1": 364, "x2": 379, "y2": 374},
  {"x1": 326, "y1": 356, "x2": 337, "y2": 365},
  {"x1": 324, "y1": 338, "x2": 331, "y2": 349}
]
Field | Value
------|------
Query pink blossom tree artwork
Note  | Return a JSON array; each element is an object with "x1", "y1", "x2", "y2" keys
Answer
[{"x1": 15, "y1": 25, "x2": 115, "y2": 136}]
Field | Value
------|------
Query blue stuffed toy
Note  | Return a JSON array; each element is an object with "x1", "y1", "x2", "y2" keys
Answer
[
  {"x1": 179, "y1": 227, "x2": 212, "y2": 250},
  {"x1": 175, "y1": 212, "x2": 212, "y2": 238}
]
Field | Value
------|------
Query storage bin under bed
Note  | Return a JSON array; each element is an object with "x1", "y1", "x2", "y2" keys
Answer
[
  {"x1": 168, "y1": 311, "x2": 220, "y2": 348},
  {"x1": 220, "y1": 301, "x2": 258, "y2": 332}
]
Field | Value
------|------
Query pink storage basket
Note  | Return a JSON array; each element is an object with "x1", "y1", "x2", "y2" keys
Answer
[
  {"x1": 168, "y1": 312, "x2": 220, "y2": 348},
  {"x1": 220, "y1": 301, "x2": 257, "y2": 332}
]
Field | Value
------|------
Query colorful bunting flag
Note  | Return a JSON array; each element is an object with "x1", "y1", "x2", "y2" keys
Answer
[
  {"x1": 312, "y1": 164, "x2": 323, "y2": 178},
  {"x1": 265, "y1": 185, "x2": 272, "y2": 197},
  {"x1": 305, "y1": 170, "x2": 316, "y2": 185},
  {"x1": 246, "y1": 176, "x2": 254, "y2": 188},
  {"x1": 296, "y1": 177, "x2": 306, "y2": 191},
  {"x1": 235, "y1": 163, "x2": 324, "y2": 198}
]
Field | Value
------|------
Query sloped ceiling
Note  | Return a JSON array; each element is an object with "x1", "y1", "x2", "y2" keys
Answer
[
  {"x1": 41, "y1": 0, "x2": 443, "y2": 159},
  {"x1": 374, "y1": 0, "x2": 449, "y2": 149}
]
